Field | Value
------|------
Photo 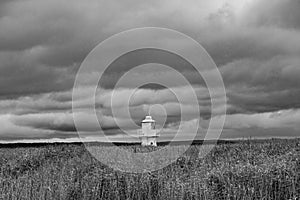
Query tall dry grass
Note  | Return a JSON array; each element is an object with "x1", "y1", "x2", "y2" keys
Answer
[{"x1": 0, "y1": 139, "x2": 299, "y2": 199}]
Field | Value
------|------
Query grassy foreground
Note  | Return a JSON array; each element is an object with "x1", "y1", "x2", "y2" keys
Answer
[{"x1": 0, "y1": 139, "x2": 299, "y2": 200}]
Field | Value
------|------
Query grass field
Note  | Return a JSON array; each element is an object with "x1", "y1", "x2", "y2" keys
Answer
[{"x1": 0, "y1": 139, "x2": 299, "y2": 200}]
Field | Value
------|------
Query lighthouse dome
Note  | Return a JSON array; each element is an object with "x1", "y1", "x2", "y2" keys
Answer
[{"x1": 142, "y1": 115, "x2": 155, "y2": 123}]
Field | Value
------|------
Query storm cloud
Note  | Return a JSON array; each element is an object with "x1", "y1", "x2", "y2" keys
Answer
[{"x1": 0, "y1": 0, "x2": 299, "y2": 141}]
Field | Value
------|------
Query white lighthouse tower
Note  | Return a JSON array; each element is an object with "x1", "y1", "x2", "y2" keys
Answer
[{"x1": 139, "y1": 115, "x2": 159, "y2": 146}]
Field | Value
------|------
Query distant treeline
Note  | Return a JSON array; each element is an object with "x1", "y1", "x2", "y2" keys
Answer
[{"x1": 1, "y1": 138, "x2": 290, "y2": 148}]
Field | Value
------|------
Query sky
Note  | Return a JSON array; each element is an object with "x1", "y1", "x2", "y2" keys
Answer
[{"x1": 0, "y1": 0, "x2": 300, "y2": 142}]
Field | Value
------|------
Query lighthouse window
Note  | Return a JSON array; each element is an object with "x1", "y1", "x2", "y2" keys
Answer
[{"x1": 150, "y1": 142, "x2": 153, "y2": 145}]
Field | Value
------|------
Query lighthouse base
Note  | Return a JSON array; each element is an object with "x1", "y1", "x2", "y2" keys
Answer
[{"x1": 140, "y1": 136, "x2": 158, "y2": 146}]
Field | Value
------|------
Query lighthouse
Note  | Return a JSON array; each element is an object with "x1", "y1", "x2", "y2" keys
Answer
[{"x1": 139, "y1": 115, "x2": 159, "y2": 146}]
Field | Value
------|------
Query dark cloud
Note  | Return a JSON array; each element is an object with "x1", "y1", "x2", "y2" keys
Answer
[
  {"x1": 0, "y1": 0, "x2": 300, "y2": 140},
  {"x1": 242, "y1": 0, "x2": 300, "y2": 29},
  {"x1": 0, "y1": 51, "x2": 76, "y2": 97},
  {"x1": 99, "y1": 48, "x2": 205, "y2": 89},
  {"x1": 221, "y1": 55, "x2": 300, "y2": 113}
]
